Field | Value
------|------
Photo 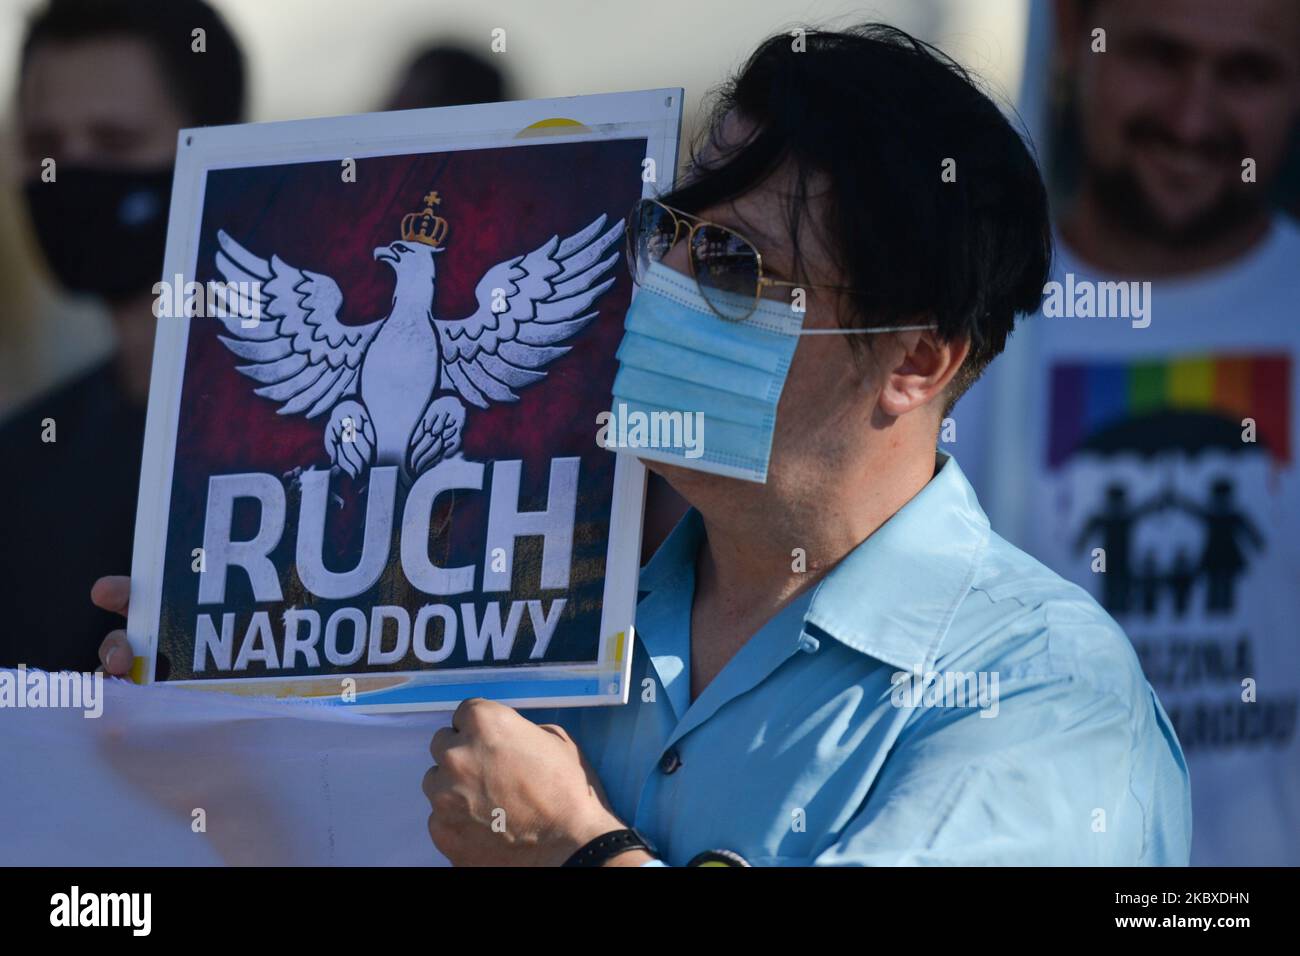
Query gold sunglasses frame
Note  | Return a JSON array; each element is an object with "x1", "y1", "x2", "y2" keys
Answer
[{"x1": 626, "y1": 198, "x2": 862, "y2": 323}]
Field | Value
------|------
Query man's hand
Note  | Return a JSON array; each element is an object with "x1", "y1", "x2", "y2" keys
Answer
[
  {"x1": 422, "y1": 697, "x2": 630, "y2": 866},
  {"x1": 91, "y1": 575, "x2": 134, "y2": 676}
]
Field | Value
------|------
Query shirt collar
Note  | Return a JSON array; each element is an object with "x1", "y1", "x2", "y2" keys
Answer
[
  {"x1": 637, "y1": 452, "x2": 990, "y2": 675},
  {"x1": 638, "y1": 506, "x2": 705, "y2": 595}
]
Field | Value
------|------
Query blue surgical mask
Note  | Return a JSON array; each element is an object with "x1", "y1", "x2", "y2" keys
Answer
[{"x1": 608, "y1": 260, "x2": 935, "y2": 483}]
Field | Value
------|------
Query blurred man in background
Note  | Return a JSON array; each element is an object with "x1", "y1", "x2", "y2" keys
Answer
[
  {"x1": 0, "y1": 0, "x2": 245, "y2": 671},
  {"x1": 383, "y1": 43, "x2": 512, "y2": 110},
  {"x1": 959, "y1": 0, "x2": 1300, "y2": 865}
]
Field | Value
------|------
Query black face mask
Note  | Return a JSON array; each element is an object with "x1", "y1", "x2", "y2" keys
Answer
[{"x1": 23, "y1": 165, "x2": 173, "y2": 303}]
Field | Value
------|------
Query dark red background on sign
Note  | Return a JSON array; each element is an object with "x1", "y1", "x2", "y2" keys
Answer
[{"x1": 155, "y1": 137, "x2": 647, "y2": 678}]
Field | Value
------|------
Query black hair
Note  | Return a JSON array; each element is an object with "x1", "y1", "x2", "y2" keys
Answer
[
  {"x1": 664, "y1": 23, "x2": 1052, "y2": 412},
  {"x1": 20, "y1": 0, "x2": 246, "y2": 128}
]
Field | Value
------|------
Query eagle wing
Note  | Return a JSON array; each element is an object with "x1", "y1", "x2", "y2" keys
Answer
[
  {"x1": 434, "y1": 214, "x2": 623, "y2": 409},
  {"x1": 210, "y1": 230, "x2": 383, "y2": 418}
]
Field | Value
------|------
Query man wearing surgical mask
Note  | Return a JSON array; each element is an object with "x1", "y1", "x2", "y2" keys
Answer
[
  {"x1": 98, "y1": 24, "x2": 1193, "y2": 866},
  {"x1": 0, "y1": 0, "x2": 245, "y2": 672},
  {"x1": 417, "y1": 25, "x2": 1191, "y2": 867}
]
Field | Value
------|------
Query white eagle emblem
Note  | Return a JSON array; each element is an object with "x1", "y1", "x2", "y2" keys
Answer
[{"x1": 210, "y1": 191, "x2": 622, "y2": 482}]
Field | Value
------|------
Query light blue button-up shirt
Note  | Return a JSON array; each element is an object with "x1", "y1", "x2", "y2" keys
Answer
[{"x1": 527, "y1": 454, "x2": 1192, "y2": 865}]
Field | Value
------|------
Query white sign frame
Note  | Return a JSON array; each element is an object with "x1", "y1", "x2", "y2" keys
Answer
[{"x1": 125, "y1": 89, "x2": 683, "y2": 712}]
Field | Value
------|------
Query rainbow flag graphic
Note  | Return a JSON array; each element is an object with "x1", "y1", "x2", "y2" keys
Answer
[{"x1": 1047, "y1": 353, "x2": 1291, "y2": 469}]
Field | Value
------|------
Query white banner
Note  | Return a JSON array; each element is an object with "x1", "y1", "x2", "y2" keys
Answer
[{"x1": 0, "y1": 669, "x2": 451, "y2": 865}]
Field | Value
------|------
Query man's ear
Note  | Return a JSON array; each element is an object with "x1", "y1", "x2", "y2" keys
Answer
[{"x1": 876, "y1": 331, "x2": 970, "y2": 418}]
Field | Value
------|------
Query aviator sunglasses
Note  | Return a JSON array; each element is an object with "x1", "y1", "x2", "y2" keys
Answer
[{"x1": 625, "y1": 197, "x2": 902, "y2": 327}]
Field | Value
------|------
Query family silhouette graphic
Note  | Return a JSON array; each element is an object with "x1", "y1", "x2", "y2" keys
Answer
[{"x1": 1074, "y1": 480, "x2": 1264, "y2": 617}]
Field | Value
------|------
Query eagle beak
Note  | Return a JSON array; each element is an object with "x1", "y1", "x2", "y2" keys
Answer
[{"x1": 374, "y1": 245, "x2": 398, "y2": 264}]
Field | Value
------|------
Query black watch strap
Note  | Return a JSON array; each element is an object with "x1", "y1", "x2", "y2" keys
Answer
[{"x1": 562, "y1": 828, "x2": 654, "y2": 867}]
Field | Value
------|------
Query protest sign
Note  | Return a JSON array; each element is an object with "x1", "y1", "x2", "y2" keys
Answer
[{"x1": 127, "y1": 90, "x2": 682, "y2": 711}]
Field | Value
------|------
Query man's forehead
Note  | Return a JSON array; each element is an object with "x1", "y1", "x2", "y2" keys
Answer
[
  {"x1": 21, "y1": 35, "x2": 178, "y2": 123},
  {"x1": 687, "y1": 108, "x2": 839, "y2": 275},
  {"x1": 718, "y1": 167, "x2": 832, "y2": 242},
  {"x1": 1102, "y1": 0, "x2": 1300, "y2": 65}
]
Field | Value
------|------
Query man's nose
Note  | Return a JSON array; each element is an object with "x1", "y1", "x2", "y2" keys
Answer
[
  {"x1": 1164, "y1": 63, "x2": 1224, "y2": 147},
  {"x1": 660, "y1": 228, "x2": 691, "y2": 275}
]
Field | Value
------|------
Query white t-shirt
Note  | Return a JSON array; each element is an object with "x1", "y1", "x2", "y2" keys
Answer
[{"x1": 954, "y1": 215, "x2": 1300, "y2": 866}]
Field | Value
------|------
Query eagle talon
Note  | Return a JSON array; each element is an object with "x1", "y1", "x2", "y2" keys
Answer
[
  {"x1": 326, "y1": 399, "x2": 375, "y2": 479},
  {"x1": 408, "y1": 395, "x2": 466, "y2": 477}
]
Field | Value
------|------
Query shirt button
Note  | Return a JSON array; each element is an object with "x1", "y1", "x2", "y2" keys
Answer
[{"x1": 659, "y1": 747, "x2": 682, "y2": 774}]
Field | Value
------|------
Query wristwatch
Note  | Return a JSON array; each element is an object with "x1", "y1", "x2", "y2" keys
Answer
[
  {"x1": 562, "y1": 828, "x2": 656, "y2": 867},
  {"x1": 686, "y1": 848, "x2": 750, "y2": 866}
]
